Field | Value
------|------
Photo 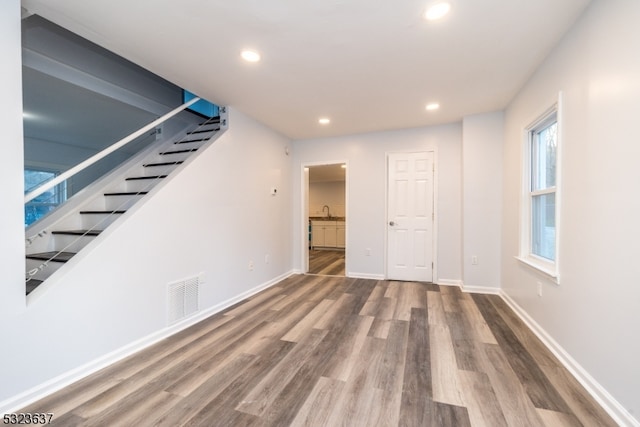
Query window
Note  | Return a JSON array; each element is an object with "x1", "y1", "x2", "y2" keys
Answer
[
  {"x1": 519, "y1": 104, "x2": 560, "y2": 280},
  {"x1": 24, "y1": 168, "x2": 66, "y2": 227}
]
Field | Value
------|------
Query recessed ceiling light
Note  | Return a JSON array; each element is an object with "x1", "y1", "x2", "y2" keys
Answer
[
  {"x1": 425, "y1": 2, "x2": 451, "y2": 21},
  {"x1": 426, "y1": 103, "x2": 440, "y2": 111},
  {"x1": 318, "y1": 117, "x2": 331, "y2": 125},
  {"x1": 241, "y1": 50, "x2": 261, "y2": 62}
]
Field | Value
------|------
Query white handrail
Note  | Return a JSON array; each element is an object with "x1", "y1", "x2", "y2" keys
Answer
[{"x1": 24, "y1": 97, "x2": 200, "y2": 204}]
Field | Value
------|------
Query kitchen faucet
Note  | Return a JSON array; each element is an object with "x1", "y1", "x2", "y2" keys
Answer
[{"x1": 322, "y1": 205, "x2": 331, "y2": 218}]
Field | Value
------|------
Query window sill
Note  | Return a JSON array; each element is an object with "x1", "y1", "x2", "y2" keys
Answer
[{"x1": 515, "y1": 256, "x2": 559, "y2": 284}]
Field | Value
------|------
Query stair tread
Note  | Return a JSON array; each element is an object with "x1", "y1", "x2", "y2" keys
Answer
[
  {"x1": 159, "y1": 148, "x2": 198, "y2": 155},
  {"x1": 23, "y1": 120, "x2": 213, "y2": 288},
  {"x1": 143, "y1": 161, "x2": 183, "y2": 167},
  {"x1": 104, "y1": 191, "x2": 149, "y2": 196},
  {"x1": 51, "y1": 229, "x2": 103, "y2": 236},
  {"x1": 26, "y1": 251, "x2": 76, "y2": 262},
  {"x1": 125, "y1": 175, "x2": 167, "y2": 180},
  {"x1": 200, "y1": 116, "x2": 221, "y2": 125},
  {"x1": 186, "y1": 128, "x2": 219, "y2": 135},
  {"x1": 79, "y1": 210, "x2": 126, "y2": 214},
  {"x1": 174, "y1": 138, "x2": 210, "y2": 144}
]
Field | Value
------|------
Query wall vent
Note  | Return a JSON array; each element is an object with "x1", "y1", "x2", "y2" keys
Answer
[{"x1": 167, "y1": 275, "x2": 200, "y2": 324}]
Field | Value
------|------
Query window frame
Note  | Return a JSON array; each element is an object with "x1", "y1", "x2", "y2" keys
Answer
[
  {"x1": 517, "y1": 99, "x2": 561, "y2": 283},
  {"x1": 24, "y1": 166, "x2": 67, "y2": 227}
]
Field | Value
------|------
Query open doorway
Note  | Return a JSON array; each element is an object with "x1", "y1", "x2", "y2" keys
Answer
[{"x1": 303, "y1": 163, "x2": 347, "y2": 276}]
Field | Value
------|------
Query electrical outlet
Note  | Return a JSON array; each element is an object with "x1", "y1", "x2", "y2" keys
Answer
[
  {"x1": 365, "y1": 248, "x2": 371, "y2": 256},
  {"x1": 265, "y1": 254, "x2": 270, "y2": 264},
  {"x1": 248, "y1": 260, "x2": 254, "y2": 271},
  {"x1": 471, "y1": 255, "x2": 478, "y2": 265},
  {"x1": 537, "y1": 282, "x2": 542, "y2": 297}
]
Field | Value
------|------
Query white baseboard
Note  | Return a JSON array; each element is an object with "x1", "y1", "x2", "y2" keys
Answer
[
  {"x1": 437, "y1": 278, "x2": 463, "y2": 287},
  {"x1": 437, "y1": 278, "x2": 500, "y2": 294},
  {"x1": 500, "y1": 291, "x2": 639, "y2": 427},
  {"x1": 0, "y1": 270, "x2": 296, "y2": 415},
  {"x1": 461, "y1": 284, "x2": 501, "y2": 294},
  {"x1": 347, "y1": 272, "x2": 385, "y2": 280}
]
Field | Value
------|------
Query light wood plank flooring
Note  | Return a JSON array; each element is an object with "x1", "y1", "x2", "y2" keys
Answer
[
  {"x1": 21, "y1": 275, "x2": 616, "y2": 426},
  {"x1": 308, "y1": 249, "x2": 345, "y2": 276}
]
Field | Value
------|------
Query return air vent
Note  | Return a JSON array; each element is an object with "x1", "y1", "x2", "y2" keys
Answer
[{"x1": 167, "y1": 275, "x2": 200, "y2": 324}]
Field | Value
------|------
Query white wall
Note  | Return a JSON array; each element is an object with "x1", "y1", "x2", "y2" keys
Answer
[
  {"x1": 292, "y1": 123, "x2": 462, "y2": 282},
  {"x1": 0, "y1": 0, "x2": 26, "y2": 316},
  {"x1": 309, "y1": 181, "x2": 345, "y2": 217},
  {"x1": 502, "y1": 0, "x2": 640, "y2": 420},
  {"x1": 462, "y1": 112, "x2": 503, "y2": 289},
  {"x1": 0, "y1": 107, "x2": 294, "y2": 406}
]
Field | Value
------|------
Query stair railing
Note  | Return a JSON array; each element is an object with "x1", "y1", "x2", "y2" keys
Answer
[
  {"x1": 24, "y1": 97, "x2": 200, "y2": 204},
  {"x1": 25, "y1": 111, "x2": 224, "y2": 289}
]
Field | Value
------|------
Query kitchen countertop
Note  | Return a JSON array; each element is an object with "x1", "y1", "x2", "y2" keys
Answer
[{"x1": 309, "y1": 216, "x2": 346, "y2": 221}]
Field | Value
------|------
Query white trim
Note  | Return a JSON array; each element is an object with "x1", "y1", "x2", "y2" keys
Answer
[
  {"x1": 0, "y1": 270, "x2": 295, "y2": 414},
  {"x1": 500, "y1": 291, "x2": 639, "y2": 427},
  {"x1": 437, "y1": 278, "x2": 463, "y2": 287},
  {"x1": 348, "y1": 272, "x2": 385, "y2": 280},
  {"x1": 519, "y1": 94, "x2": 562, "y2": 282},
  {"x1": 385, "y1": 149, "x2": 438, "y2": 282},
  {"x1": 462, "y1": 284, "x2": 501, "y2": 295},
  {"x1": 300, "y1": 160, "x2": 349, "y2": 275},
  {"x1": 515, "y1": 255, "x2": 560, "y2": 284},
  {"x1": 437, "y1": 278, "x2": 501, "y2": 294}
]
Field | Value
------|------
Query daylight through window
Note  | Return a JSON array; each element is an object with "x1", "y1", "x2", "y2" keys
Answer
[{"x1": 518, "y1": 103, "x2": 560, "y2": 280}]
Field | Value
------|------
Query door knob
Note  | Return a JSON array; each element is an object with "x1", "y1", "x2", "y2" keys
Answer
[{"x1": 389, "y1": 221, "x2": 395, "y2": 226}]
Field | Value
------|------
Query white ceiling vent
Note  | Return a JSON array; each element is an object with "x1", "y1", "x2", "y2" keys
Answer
[{"x1": 167, "y1": 275, "x2": 200, "y2": 325}]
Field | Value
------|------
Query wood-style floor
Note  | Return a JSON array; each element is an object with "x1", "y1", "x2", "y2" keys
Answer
[
  {"x1": 308, "y1": 249, "x2": 345, "y2": 276},
  {"x1": 21, "y1": 275, "x2": 616, "y2": 426}
]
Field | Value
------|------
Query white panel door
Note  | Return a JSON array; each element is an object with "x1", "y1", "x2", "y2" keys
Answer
[{"x1": 387, "y1": 151, "x2": 434, "y2": 281}]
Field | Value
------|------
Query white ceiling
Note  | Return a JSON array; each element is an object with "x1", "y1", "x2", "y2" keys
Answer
[{"x1": 22, "y1": 0, "x2": 591, "y2": 140}]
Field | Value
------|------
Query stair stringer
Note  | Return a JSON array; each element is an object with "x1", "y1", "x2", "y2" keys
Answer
[
  {"x1": 25, "y1": 114, "x2": 227, "y2": 288},
  {"x1": 24, "y1": 122, "x2": 194, "y2": 255}
]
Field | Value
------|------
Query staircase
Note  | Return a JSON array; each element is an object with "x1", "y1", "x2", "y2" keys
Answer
[{"x1": 25, "y1": 115, "x2": 224, "y2": 295}]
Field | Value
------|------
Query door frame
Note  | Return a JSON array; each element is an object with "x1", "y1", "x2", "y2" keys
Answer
[
  {"x1": 300, "y1": 160, "x2": 349, "y2": 275},
  {"x1": 385, "y1": 149, "x2": 438, "y2": 282}
]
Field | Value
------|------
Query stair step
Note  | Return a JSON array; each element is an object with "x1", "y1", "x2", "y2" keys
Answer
[
  {"x1": 51, "y1": 229, "x2": 103, "y2": 236},
  {"x1": 186, "y1": 127, "x2": 220, "y2": 135},
  {"x1": 26, "y1": 251, "x2": 76, "y2": 263},
  {"x1": 143, "y1": 161, "x2": 183, "y2": 167},
  {"x1": 104, "y1": 191, "x2": 149, "y2": 196},
  {"x1": 159, "y1": 148, "x2": 199, "y2": 155},
  {"x1": 79, "y1": 210, "x2": 126, "y2": 215},
  {"x1": 26, "y1": 279, "x2": 43, "y2": 295},
  {"x1": 125, "y1": 175, "x2": 167, "y2": 181},
  {"x1": 174, "y1": 138, "x2": 210, "y2": 144},
  {"x1": 200, "y1": 116, "x2": 221, "y2": 125}
]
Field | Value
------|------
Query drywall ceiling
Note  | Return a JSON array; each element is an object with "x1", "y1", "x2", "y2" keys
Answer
[
  {"x1": 22, "y1": 66, "x2": 156, "y2": 152},
  {"x1": 22, "y1": 0, "x2": 591, "y2": 140}
]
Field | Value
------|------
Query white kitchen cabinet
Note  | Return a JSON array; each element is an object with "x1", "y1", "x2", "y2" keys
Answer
[
  {"x1": 311, "y1": 220, "x2": 342, "y2": 248},
  {"x1": 336, "y1": 221, "x2": 345, "y2": 248}
]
